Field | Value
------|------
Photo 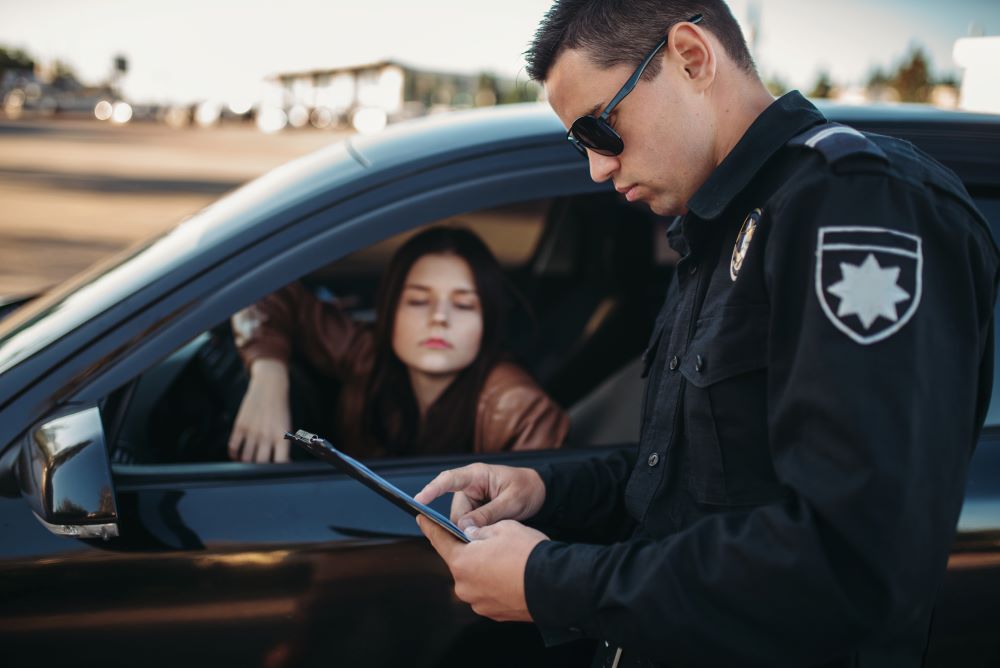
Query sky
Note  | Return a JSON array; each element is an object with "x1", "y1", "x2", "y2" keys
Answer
[{"x1": 0, "y1": 0, "x2": 997, "y2": 105}]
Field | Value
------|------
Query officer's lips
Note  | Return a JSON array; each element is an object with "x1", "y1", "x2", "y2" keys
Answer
[{"x1": 616, "y1": 183, "x2": 641, "y2": 202}]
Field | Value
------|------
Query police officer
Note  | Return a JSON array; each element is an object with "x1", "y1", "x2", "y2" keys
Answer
[{"x1": 415, "y1": 1, "x2": 1000, "y2": 665}]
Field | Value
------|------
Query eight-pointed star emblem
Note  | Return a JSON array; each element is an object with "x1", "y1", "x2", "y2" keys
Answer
[{"x1": 826, "y1": 253, "x2": 910, "y2": 330}]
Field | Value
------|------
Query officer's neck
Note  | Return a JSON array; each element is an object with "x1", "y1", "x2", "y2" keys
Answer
[{"x1": 709, "y1": 73, "x2": 775, "y2": 168}]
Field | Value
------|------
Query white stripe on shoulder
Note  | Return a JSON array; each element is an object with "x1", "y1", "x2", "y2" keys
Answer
[{"x1": 805, "y1": 125, "x2": 865, "y2": 148}]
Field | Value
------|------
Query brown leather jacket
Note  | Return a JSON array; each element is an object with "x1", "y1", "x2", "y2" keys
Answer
[{"x1": 231, "y1": 282, "x2": 569, "y2": 456}]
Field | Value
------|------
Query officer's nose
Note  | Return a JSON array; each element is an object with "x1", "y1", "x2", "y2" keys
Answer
[{"x1": 588, "y1": 150, "x2": 620, "y2": 183}]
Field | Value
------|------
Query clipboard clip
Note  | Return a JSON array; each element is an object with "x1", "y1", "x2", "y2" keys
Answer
[{"x1": 284, "y1": 430, "x2": 321, "y2": 445}]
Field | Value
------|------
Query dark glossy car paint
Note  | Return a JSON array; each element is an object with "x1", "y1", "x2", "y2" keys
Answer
[{"x1": 0, "y1": 102, "x2": 999, "y2": 667}]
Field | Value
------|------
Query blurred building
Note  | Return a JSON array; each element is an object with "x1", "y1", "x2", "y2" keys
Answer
[
  {"x1": 260, "y1": 60, "x2": 537, "y2": 133},
  {"x1": 953, "y1": 36, "x2": 1000, "y2": 114}
]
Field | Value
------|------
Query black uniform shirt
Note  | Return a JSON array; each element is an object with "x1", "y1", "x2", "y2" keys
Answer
[{"x1": 524, "y1": 92, "x2": 999, "y2": 667}]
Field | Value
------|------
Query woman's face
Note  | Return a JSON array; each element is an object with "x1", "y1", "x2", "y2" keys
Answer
[{"x1": 392, "y1": 252, "x2": 483, "y2": 379}]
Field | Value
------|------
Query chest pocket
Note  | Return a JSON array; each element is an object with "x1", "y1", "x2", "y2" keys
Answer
[{"x1": 679, "y1": 304, "x2": 786, "y2": 506}]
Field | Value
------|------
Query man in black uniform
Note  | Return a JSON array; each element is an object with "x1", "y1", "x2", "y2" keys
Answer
[{"x1": 415, "y1": 1, "x2": 1000, "y2": 665}]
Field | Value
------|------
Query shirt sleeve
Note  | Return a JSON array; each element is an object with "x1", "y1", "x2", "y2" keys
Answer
[
  {"x1": 231, "y1": 281, "x2": 373, "y2": 380},
  {"x1": 524, "y1": 172, "x2": 999, "y2": 665},
  {"x1": 528, "y1": 447, "x2": 636, "y2": 544}
]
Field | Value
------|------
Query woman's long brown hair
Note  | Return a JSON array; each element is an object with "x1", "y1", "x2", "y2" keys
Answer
[{"x1": 362, "y1": 226, "x2": 511, "y2": 456}]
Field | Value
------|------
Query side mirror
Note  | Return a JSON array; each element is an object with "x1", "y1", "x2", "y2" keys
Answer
[{"x1": 16, "y1": 406, "x2": 119, "y2": 539}]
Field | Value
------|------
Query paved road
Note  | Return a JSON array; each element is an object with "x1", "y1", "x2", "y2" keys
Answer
[{"x1": 0, "y1": 119, "x2": 347, "y2": 296}]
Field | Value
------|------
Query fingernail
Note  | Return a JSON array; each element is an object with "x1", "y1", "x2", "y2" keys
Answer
[
  {"x1": 458, "y1": 518, "x2": 474, "y2": 530},
  {"x1": 464, "y1": 526, "x2": 479, "y2": 539}
]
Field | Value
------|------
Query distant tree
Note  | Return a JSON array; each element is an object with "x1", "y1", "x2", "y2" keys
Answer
[
  {"x1": 890, "y1": 46, "x2": 933, "y2": 103},
  {"x1": 936, "y1": 72, "x2": 959, "y2": 88},
  {"x1": 0, "y1": 46, "x2": 35, "y2": 84},
  {"x1": 475, "y1": 72, "x2": 500, "y2": 107},
  {"x1": 866, "y1": 66, "x2": 890, "y2": 89},
  {"x1": 864, "y1": 66, "x2": 896, "y2": 102},
  {"x1": 763, "y1": 75, "x2": 788, "y2": 97},
  {"x1": 51, "y1": 59, "x2": 81, "y2": 89},
  {"x1": 809, "y1": 70, "x2": 834, "y2": 99},
  {"x1": 498, "y1": 78, "x2": 542, "y2": 105},
  {"x1": 0, "y1": 46, "x2": 34, "y2": 71}
]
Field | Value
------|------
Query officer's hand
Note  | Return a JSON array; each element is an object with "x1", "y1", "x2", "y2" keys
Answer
[
  {"x1": 228, "y1": 359, "x2": 292, "y2": 463},
  {"x1": 414, "y1": 463, "x2": 546, "y2": 531},
  {"x1": 417, "y1": 515, "x2": 547, "y2": 622}
]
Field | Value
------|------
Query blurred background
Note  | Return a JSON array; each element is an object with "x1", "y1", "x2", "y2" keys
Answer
[{"x1": 1, "y1": 0, "x2": 998, "y2": 296}]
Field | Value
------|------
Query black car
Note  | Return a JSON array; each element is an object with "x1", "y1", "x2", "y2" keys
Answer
[{"x1": 1, "y1": 102, "x2": 998, "y2": 667}]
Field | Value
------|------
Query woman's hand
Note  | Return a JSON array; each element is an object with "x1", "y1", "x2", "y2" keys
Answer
[
  {"x1": 228, "y1": 358, "x2": 292, "y2": 463},
  {"x1": 414, "y1": 463, "x2": 546, "y2": 530}
]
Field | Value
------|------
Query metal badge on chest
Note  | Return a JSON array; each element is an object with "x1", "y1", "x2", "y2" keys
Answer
[{"x1": 730, "y1": 208, "x2": 762, "y2": 281}]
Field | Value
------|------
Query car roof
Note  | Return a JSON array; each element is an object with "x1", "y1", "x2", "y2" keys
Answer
[
  {"x1": 347, "y1": 99, "x2": 1000, "y2": 171},
  {"x1": 0, "y1": 99, "x2": 997, "y2": 381}
]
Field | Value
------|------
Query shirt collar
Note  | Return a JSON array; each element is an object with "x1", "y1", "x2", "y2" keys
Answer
[{"x1": 686, "y1": 91, "x2": 826, "y2": 220}]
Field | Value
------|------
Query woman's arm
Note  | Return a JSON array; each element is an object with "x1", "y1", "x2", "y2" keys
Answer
[
  {"x1": 231, "y1": 281, "x2": 373, "y2": 379},
  {"x1": 228, "y1": 282, "x2": 373, "y2": 462},
  {"x1": 475, "y1": 363, "x2": 569, "y2": 453}
]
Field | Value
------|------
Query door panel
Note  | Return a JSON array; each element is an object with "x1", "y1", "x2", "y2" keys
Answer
[{"x1": 1, "y1": 449, "x2": 611, "y2": 666}]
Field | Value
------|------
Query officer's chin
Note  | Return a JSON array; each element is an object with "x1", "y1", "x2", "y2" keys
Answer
[{"x1": 647, "y1": 197, "x2": 685, "y2": 217}]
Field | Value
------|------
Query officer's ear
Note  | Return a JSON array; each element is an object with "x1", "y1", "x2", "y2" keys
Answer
[{"x1": 667, "y1": 21, "x2": 716, "y2": 92}]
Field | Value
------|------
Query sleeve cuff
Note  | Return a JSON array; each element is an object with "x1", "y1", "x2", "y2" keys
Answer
[
  {"x1": 528, "y1": 463, "x2": 561, "y2": 526},
  {"x1": 240, "y1": 343, "x2": 291, "y2": 369},
  {"x1": 524, "y1": 539, "x2": 604, "y2": 634}
]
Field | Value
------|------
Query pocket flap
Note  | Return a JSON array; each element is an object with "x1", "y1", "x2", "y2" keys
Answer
[{"x1": 680, "y1": 304, "x2": 768, "y2": 388}]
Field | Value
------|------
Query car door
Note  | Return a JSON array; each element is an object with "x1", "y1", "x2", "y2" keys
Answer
[
  {"x1": 924, "y1": 194, "x2": 1000, "y2": 668},
  {"x1": 0, "y1": 137, "x2": 611, "y2": 668}
]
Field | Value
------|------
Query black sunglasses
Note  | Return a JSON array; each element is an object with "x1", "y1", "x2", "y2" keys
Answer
[{"x1": 567, "y1": 13, "x2": 703, "y2": 158}]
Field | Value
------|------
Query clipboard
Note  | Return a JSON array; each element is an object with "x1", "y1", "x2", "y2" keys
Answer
[{"x1": 284, "y1": 429, "x2": 471, "y2": 544}]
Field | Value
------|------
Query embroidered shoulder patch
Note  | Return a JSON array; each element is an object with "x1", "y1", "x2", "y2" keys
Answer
[{"x1": 815, "y1": 227, "x2": 922, "y2": 345}]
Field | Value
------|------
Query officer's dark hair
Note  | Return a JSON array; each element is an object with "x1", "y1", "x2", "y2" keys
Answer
[{"x1": 525, "y1": 0, "x2": 756, "y2": 82}]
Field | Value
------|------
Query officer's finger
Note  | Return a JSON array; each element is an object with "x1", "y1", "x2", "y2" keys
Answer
[
  {"x1": 414, "y1": 466, "x2": 480, "y2": 505},
  {"x1": 468, "y1": 522, "x2": 504, "y2": 540},
  {"x1": 450, "y1": 491, "x2": 478, "y2": 524},
  {"x1": 456, "y1": 498, "x2": 507, "y2": 530},
  {"x1": 417, "y1": 515, "x2": 461, "y2": 563}
]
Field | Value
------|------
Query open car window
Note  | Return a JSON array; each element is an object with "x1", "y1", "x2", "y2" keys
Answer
[{"x1": 105, "y1": 191, "x2": 676, "y2": 468}]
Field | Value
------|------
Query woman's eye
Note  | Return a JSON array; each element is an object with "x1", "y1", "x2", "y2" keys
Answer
[
  {"x1": 454, "y1": 302, "x2": 477, "y2": 311},
  {"x1": 406, "y1": 299, "x2": 429, "y2": 307}
]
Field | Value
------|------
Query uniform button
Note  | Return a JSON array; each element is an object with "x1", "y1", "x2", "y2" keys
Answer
[
  {"x1": 668, "y1": 355, "x2": 679, "y2": 370},
  {"x1": 695, "y1": 355, "x2": 705, "y2": 372},
  {"x1": 648, "y1": 453, "x2": 660, "y2": 467}
]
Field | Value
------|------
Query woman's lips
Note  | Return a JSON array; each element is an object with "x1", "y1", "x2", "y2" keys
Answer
[{"x1": 420, "y1": 338, "x2": 453, "y2": 349}]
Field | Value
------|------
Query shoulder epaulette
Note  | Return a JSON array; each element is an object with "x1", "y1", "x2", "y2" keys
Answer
[{"x1": 788, "y1": 122, "x2": 888, "y2": 165}]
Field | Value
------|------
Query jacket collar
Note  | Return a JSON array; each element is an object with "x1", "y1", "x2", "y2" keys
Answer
[{"x1": 686, "y1": 91, "x2": 825, "y2": 220}]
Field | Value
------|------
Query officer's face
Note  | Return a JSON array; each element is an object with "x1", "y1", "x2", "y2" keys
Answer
[{"x1": 545, "y1": 44, "x2": 717, "y2": 216}]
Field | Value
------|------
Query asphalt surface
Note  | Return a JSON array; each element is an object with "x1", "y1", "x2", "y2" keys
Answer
[{"x1": 0, "y1": 118, "x2": 347, "y2": 296}]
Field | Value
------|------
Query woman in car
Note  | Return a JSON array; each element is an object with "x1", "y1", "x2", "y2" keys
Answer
[{"x1": 227, "y1": 226, "x2": 569, "y2": 463}]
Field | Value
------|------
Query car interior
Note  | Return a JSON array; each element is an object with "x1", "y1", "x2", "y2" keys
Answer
[{"x1": 106, "y1": 190, "x2": 679, "y2": 466}]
